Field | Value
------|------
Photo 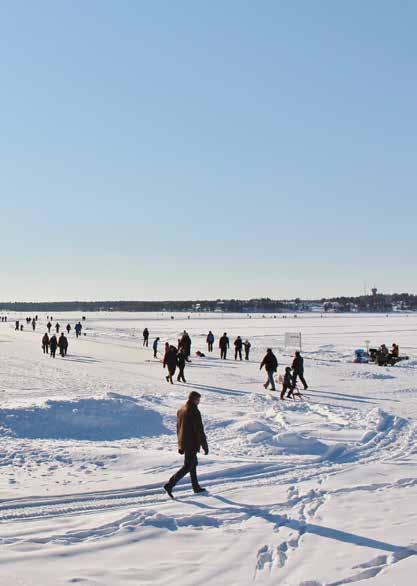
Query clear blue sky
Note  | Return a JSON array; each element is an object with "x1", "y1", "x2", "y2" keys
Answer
[{"x1": 1, "y1": 1, "x2": 416, "y2": 301}]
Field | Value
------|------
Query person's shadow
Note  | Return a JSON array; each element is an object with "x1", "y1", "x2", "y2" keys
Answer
[{"x1": 182, "y1": 493, "x2": 416, "y2": 556}]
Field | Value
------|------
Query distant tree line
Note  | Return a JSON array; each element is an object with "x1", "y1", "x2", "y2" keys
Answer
[{"x1": 0, "y1": 293, "x2": 416, "y2": 313}]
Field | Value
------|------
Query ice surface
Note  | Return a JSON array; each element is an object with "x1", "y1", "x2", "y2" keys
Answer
[{"x1": 0, "y1": 311, "x2": 416, "y2": 585}]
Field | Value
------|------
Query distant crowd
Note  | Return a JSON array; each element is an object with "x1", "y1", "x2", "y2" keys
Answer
[{"x1": 143, "y1": 328, "x2": 308, "y2": 400}]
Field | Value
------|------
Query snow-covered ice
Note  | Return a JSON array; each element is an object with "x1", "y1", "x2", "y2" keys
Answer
[{"x1": 0, "y1": 312, "x2": 417, "y2": 585}]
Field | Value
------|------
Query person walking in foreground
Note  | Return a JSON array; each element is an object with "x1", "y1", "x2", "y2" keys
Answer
[
  {"x1": 219, "y1": 332, "x2": 229, "y2": 359},
  {"x1": 164, "y1": 391, "x2": 208, "y2": 498},
  {"x1": 153, "y1": 337, "x2": 160, "y2": 358},
  {"x1": 143, "y1": 328, "x2": 149, "y2": 347},
  {"x1": 291, "y1": 351, "x2": 308, "y2": 390},
  {"x1": 66, "y1": 323, "x2": 71, "y2": 335},
  {"x1": 163, "y1": 345, "x2": 178, "y2": 384},
  {"x1": 206, "y1": 331, "x2": 214, "y2": 352},
  {"x1": 260, "y1": 348, "x2": 278, "y2": 391},
  {"x1": 243, "y1": 339, "x2": 251, "y2": 360}
]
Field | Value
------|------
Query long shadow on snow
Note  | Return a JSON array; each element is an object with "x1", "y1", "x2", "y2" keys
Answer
[
  {"x1": 306, "y1": 390, "x2": 399, "y2": 404},
  {"x1": 183, "y1": 383, "x2": 246, "y2": 397},
  {"x1": 186, "y1": 495, "x2": 415, "y2": 556}
]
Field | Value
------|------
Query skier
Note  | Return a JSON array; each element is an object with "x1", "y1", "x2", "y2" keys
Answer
[
  {"x1": 163, "y1": 345, "x2": 178, "y2": 384},
  {"x1": 260, "y1": 348, "x2": 278, "y2": 391},
  {"x1": 153, "y1": 337, "x2": 160, "y2": 358},
  {"x1": 219, "y1": 333, "x2": 229, "y2": 359},
  {"x1": 176, "y1": 350, "x2": 187, "y2": 383},
  {"x1": 163, "y1": 391, "x2": 208, "y2": 498},
  {"x1": 143, "y1": 328, "x2": 149, "y2": 347},
  {"x1": 291, "y1": 351, "x2": 308, "y2": 390},
  {"x1": 244, "y1": 339, "x2": 251, "y2": 360},
  {"x1": 66, "y1": 323, "x2": 71, "y2": 334},
  {"x1": 206, "y1": 331, "x2": 214, "y2": 352},
  {"x1": 55, "y1": 322, "x2": 60, "y2": 334},
  {"x1": 234, "y1": 336, "x2": 243, "y2": 361},
  {"x1": 46, "y1": 321, "x2": 52, "y2": 334},
  {"x1": 281, "y1": 367, "x2": 294, "y2": 400},
  {"x1": 42, "y1": 332, "x2": 50, "y2": 354},
  {"x1": 49, "y1": 334, "x2": 58, "y2": 358}
]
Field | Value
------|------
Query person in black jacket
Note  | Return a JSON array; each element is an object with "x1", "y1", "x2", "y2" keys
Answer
[
  {"x1": 143, "y1": 328, "x2": 149, "y2": 347},
  {"x1": 281, "y1": 367, "x2": 294, "y2": 400},
  {"x1": 234, "y1": 336, "x2": 243, "y2": 361},
  {"x1": 42, "y1": 332, "x2": 50, "y2": 354},
  {"x1": 49, "y1": 334, "x2": 58, "y2": 358},
  {"x1": 260, "y1": 348, "x2": 278, "y2": 391},
  {"x1": 291, "y1": 351, "x2": 308, "y2": 390},
  {"x1": 164, "y1": 391, "x2": 208, "y2": 498},
  {"x1": 179, "y1": 331, "x2": 192, "y2": 362},
  {"x1": 176, "y1": 350, "x2": 187, "y2": 382},
  {"x1": 219, "y1": 333, "x2": 229, "y2": 359},
  {"x1": 164, "y1": 345, "x2": 178, "y2": 384},
  {"x1": 58, "y1": 333, "x2": 68, "y2": 357}
]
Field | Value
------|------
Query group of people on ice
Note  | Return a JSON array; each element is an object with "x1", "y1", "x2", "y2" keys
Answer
[
  {"x1": 260, "y1": 348, "x2": 308, "y2": 398},
  {"x1": 142, "y1": 327, "x2": 308, "y2": 398},
  {"x1": 42, "y1": 332, "x2": 69, "y2": 357}
]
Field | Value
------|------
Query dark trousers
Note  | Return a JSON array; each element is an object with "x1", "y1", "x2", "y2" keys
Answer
[
  {"x1": 265, "y1": 370, "x2": 276, "y2": 391},
  {"x1": 167, "y1": 451, "x2": 199, "y2": 491},
  {"x1": 50, "y1": 348, "x2": 56, "y2": 358},
  {"x1": 207, "y1": 342, "x2": 213, "y2": 352},
  {"x1": 220, "y1": 348, "x2": 227, "y2": 359},
  {"x1": 281, "y1": 383, "x2": 293, "y2": 400},
  {"x1": 235, "y1": 348, "x2": 242, "y2": 360},
  {"x1": 42, "y1": 345, "x2": 49, "y2": 354},
  {"x1": 153, "y1": 348, "x2": 157, "y2": 358},
  {"x1": 177, "y1": 366, "x2": 186, "y2": 382},
  {"x1": 292, "y1": 372, "x2": 308, "y2": 389},
  {"x1": 143, "y1": 338, "x2": 148, "y2": 347},
  {"x1": 244, "y1": 349, "x2": 250, "y2": 360},
  {"x1": 166, "y1": 366, "x2": 176, "y2": 383}
]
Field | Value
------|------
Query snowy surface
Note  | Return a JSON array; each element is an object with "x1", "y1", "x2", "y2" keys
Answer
[{"x1": 1, "y1": 312, "x2": 417, "y2": 585}]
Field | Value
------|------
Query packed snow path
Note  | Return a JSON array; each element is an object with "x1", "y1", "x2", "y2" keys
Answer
[{"x1": 0, "y1": 312, "x2": 417, "y2": 585}]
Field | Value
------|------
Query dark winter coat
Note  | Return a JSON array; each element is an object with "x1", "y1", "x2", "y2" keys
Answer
[
  {"x1": 176, "y1": 402, "x2": 208, "y2": 454},
  {"x1": 206, "y1": 332, "x2": 214, "y2": 343},
  {"x1": 292, "y1": 355, "x2": 304, "y2": 374},
  {"x1": 283, "y1": 371, "x2": 293, "y2": 387},
  {"x1": 180, "y1": 334, "x2": 191, "y2": 353},
  {"x1": 260, "y1": 351, "x2": 278, "y2": 372},
  {"x1": 164, "y1": 347, "x2": 178, "y2": 370},
  {"x1": 49, "y1": 336, "x2": 58, "y2": 350},
  {"x1": 58, "y1": 335, "x2": 68, "y2": 349},
  {"x1": 42, "y1": 334, "x2": 50, "y2": 346},
  {"x1": 234, "y1": 337, "x2": 243, "y2": 350},
  {"x1": 143, "y1": 328, "x2": 149, "y2": 339},
  {"x1": 176, "y1": 352, "x2": 186, "y2": 368},
  {"x1": 219, "y1": 335, "x2": 229, "y2": 350}
]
